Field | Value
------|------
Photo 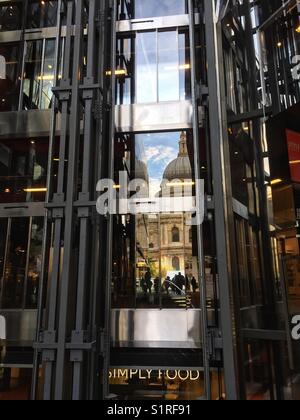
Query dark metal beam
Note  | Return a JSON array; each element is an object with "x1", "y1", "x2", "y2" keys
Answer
[
  {"x1": 32, "y1": 0, "x2": 114, "y2": 400},
  {"x1": 204, "y1": 0, "x2": 242, "y2": 401}
]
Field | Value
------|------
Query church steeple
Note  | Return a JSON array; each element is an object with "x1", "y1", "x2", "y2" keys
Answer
[{"x1": 178, "y1": 131, "x2": 188, "y2": 157}]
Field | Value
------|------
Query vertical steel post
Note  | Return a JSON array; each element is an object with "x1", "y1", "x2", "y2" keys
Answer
[
  {"x1": 33, "y1": 0, "x2": 114, "y2": 400},
  {"x1": 204, "y1": 0, "x2": 241, "y2": 400},
  {"x1": 102, "y1": 0, "x2": 117, "y2": 401},
  {"x1": 188, "y1": 0, "x2": 211, "y2": 400}
]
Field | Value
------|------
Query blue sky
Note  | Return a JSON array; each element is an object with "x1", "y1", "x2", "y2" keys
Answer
[{"x1": 136, "y1": 132, "x2": 180, "y2": 197}]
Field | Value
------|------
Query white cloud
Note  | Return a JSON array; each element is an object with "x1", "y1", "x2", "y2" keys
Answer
[
  {"x1": 149, "y1": 178, "x2": 162, "y2": 198},
  {"x1": 145, "y1": 146, "x2": 177, "y2": 164}
]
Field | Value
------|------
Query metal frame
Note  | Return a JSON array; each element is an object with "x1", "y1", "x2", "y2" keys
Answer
[
  {"x1": 30, "y1": 0, "x2": 116, "y2": 400},
  {"x1": 203, "y1": 0, "x2": 241, "y2": 400},
  {"x1": 0, "y1": 0, "x2": 294, "y2": 401}
]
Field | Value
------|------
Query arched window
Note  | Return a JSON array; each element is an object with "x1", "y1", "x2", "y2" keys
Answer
[
  {"x1": 172, "y1": 257, "x2": 180, "y2": 271},
  {"x1": 172, "y1": 226, "x2": 180, "y2": 243}
]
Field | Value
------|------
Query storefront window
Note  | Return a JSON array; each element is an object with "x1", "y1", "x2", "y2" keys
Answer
[
  {"x1": 116, "y1": 30, "x2": 191, "y2": 105},
  {"x1": 27, "y1": 0, "x2": 58, "y2": 29},
  {"x1": 0, "y1": 137, "x2": 48, "y2": 203},
  {"x1": 109, "y1": 368, "x2": 205, "y2": 400},
  {"x1": 0, "y1": 43, "x2": 21, "y2": 112},
  {"x1": 0, "y1": 3, "x2": 22, "y2": 32}
]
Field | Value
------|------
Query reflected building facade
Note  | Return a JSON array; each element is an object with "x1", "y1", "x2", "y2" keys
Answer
[{"x1": 0, "y1": 0, "x2": 299, "y2": 401}]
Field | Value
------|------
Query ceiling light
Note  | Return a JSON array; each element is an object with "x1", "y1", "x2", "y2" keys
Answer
[
  {"x1": 271, "y1": 179, "x2": 283, "y2": 185},
  {"x1": 166, "y1": 181, "x2": 195, "y2": 187},
  {"x1": 23, "y1": 188, "x2": 47, "y2": 193}
]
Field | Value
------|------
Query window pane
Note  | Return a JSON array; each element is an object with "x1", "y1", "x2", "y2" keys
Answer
[
  {"x1": 27, "y1": 0, "x2": 58, "y2": 29},
  {"x1": 112, "y1": 131, "x2": 200, "y2": 309},
  {"x1": 2, "y1": 218, "x2": 30, "y2": 309},
  {"x1": 0, "y1": 43, "x2": 20, "y2": 112},
  {"x1": 23, "y1": 40, "x2": 43, "y2": 110},
  {"x1": 179, "y1": 31, "x2": 191, "y2": 100},
  {"x1": 0, "y1": 4, "x2": 22, "y2": 32},
  {"x1": 41, "y1": 40, "x2": 55, "y2": 109},
  {"x1": 136, "y1": 0, "x2": 187, "y2": 18},
  {"x1": 26, "y1": 217, "x2": 43, "y2": 308},
  {"x1": 0, "y1": 138, "x2": 48, "y2": 203},
  {"x1": 0, "y1": 220, "x2": 7, "y2": 280},
  {"x1": 158, "y1": 31, "x2": 179, "y2": 102},
  {"x1": 136, "y1": 32, "x2": 157, "y2": 103},
  {"x1": 116, "y1": 37, "x2": 133, "y2": 105}
]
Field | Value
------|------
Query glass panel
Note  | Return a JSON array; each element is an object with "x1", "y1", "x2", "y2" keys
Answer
[
  {"x1": 0, "y1": 4, "x2": 22, "y2": 32},
  {"x1": 0, "y1": 219, "x2": 7, "y2": 280},
  {"x1": 112, "y1": 131, "x2": 200, "y2": 309},
  {"x1": 158, "y1": 31, "x2": 179, "y2": 102},
  {"x1": 282, "y1": 256, "x2": 300, "y2": 400},
  {"x1": 41, "y1": 39, "x2": 55, "y2": 109},
  {"x1": 235, "y1": 217, "x2": 251, "y2": 308},
  {"x1": 136, "y1": 32, "x2": 157, "y2": 104},
  {"x1": 116, "y1": 37, "x2": 134, "y2": 105},
  {"x1": 23, "y1": 40, "x2": 44, "y2": 110},
  {"x1": 135, "y1": 0, "x2": 187, "y2": 18},
  {"x1": 179, "y1": 31, "x2": 191, "y2": 100},
  {"x1": 26, "y1": 217, "x2": 43, "y2": 309},
  {"x1": 2, "y1": 218, "x2": 30, "y2": 309},
  {"x1": 0, "y1": 137, "x2": 48, "y2": 203},
  {"x1": 0, "y1": 368, "x2": 33, "y2": 400},
  {"x1": 244, "y1": 340, "x2": 274, "y2": 400},
  {"x1": 116, "y1": 31, "x2": 191, "y2": 105},
  {"x1": 0, "y1": 43, "x2": 21, "y2": 112},
  {"x1": 27, "y1": 0, "x2": 58, "y2": 29}
]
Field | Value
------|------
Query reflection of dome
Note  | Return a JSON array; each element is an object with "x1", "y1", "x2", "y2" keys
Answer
[
  {"x1": 163, "y1": 132, "x2": 192, "y2": 181},
  {"x1": 135, "y1": 158, "x2": 149, "y2": 183}
]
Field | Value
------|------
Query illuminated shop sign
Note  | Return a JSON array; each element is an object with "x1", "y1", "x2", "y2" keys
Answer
[{"x1": 109, "y1": 369, "x2": 202, "y2": 382}]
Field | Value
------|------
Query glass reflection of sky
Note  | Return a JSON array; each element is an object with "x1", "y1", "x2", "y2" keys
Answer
[
  {"x1": 135, "y1": 0, "x2": 186, "y2": 19},
  {"x1": 136, "y1": 132, "x2": 180, "y2": 197}
]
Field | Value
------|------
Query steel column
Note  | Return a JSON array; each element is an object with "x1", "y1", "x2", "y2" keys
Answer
[{"x1": 203, "y1": 0, "x2": 241, "y2": 400}]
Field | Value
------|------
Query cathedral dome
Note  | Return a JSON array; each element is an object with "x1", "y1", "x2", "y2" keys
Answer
[{"x1": 163, "y1": 132, "x2": 192, "y2": 181}]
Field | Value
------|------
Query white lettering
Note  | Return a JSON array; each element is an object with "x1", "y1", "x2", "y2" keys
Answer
[
  {"x1": 0, "y1": 55, "x2": 5, "y2": 79},
  {"x1": 291, "y1": 315, "x2": 300, "y2": 341},
  {"x1": 292, "y1": 55, "x2": 300, "y2": 81}
]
